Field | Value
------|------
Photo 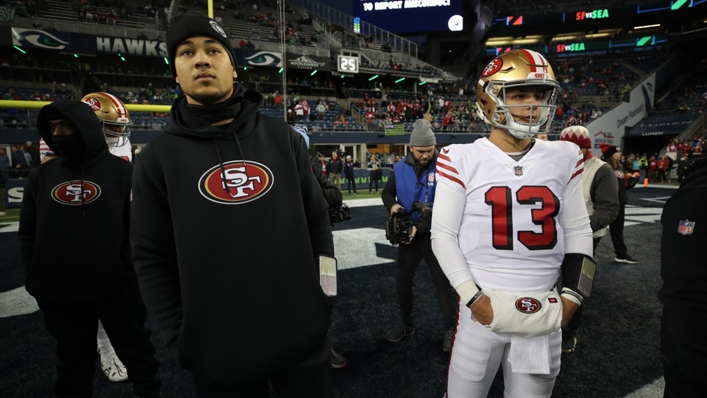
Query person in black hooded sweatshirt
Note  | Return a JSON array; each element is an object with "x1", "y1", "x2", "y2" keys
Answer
[
  {"x1": 130, "y1": 12, "x2": 337, "y2": 397},
  {"x1": 659, "y1": 156, "x2": 707, "y2": 398},
  {"x1": 18, "y1": 100, "x2": 161, "y2": 398}
]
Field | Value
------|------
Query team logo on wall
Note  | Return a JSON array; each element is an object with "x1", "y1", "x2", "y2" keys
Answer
[
  {"x1": 515, "y1": 297, "x2": 541, "y2": 314},
  {"x1": 678, "y1": 220, "x2": 695, "y2": 236},
  {"x1": 51, "y1": 181, "x2": 102, "y2": 205},
  {"x1": 198, "y1": 160, "x2": 274, "y2": 205},
  {"x1": 245, "y1": 51, "x2": 283, "y2": 67},
  {"x1": 12, "y1": 28, "x2": 70, "y2": 50}
]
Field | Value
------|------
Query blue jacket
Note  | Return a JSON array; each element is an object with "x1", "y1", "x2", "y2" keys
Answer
[{"x1": 393, "y1": 153, "x2": 437, "y2": 225}]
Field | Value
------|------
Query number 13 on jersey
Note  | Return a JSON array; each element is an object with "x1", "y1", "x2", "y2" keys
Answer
[{"x1": 485, "y1": 185, "x2": 559, "y2": 251}]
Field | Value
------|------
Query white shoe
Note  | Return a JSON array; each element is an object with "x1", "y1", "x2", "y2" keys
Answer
[
  {"x1": 0, "y1": 212, "x2": 6, "y2": 216},
  {"x1": 101, "y1": 356, "x2": 128, "y2": 382}
]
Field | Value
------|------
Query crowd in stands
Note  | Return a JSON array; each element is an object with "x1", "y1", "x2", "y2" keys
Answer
[
  {"x1": 7, "y1": 0, "x2": 47, "y2": 18},
  {"x1": 359, "y1": 58, "x2": 443, "y2": 76},
  {"x1": 619, "y1": 136, "x2": 705, "y2": 183},
  {"x1": 350, "y1": 90, "x2": 484, "y2": 133}
]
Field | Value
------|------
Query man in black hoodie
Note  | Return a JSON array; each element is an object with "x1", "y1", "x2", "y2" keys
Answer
[
  {"x1": 131, "y1": 12, "x2": 337, "y2": 396},
  {"x1": 659, "y1": 157, "x2": 707, "y2": 398},
  {"x1": 18, "y1": 100, "x2": 161, "y2": 398}
]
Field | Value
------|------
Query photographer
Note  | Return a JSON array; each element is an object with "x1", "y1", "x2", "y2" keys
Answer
[{"x1": 381, "y1": 119, "x2": 458, "y2": 352}]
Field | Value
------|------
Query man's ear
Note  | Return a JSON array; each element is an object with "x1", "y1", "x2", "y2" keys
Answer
[
  {"x1": 232, "y1": 67, "x2": 238, "y2": 80},
  {"x1": 175, "y1": 76, "x2": 180, "y2": 84}
]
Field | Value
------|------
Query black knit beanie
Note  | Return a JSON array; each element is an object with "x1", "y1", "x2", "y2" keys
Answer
[{"x1": 166, "y1": 11, "x2": 237, "y2": 78}]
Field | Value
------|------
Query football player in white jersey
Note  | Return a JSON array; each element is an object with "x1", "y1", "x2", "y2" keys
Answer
[
  {"x1": 80, "y1": 92, "x2": 133, "y2": 382},
  {"x1": 430, "y1": 49, "x2": 594, "y2": 398}
]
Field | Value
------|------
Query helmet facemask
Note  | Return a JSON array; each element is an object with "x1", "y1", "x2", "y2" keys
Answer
[
  {"x1": 478, "y1": 80, "x2": 559, "y2": 139},
  {"x1": 100, "y1": 119, "x2": 131, "y2": 148}
]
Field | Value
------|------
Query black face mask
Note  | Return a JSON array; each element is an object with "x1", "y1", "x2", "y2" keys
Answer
[
  {"x1": 53, "y1": 133, "x2": 84, "y2": 163},
  {"x1": 186, "y1": 84, "x2": 246, "y2": 124}
]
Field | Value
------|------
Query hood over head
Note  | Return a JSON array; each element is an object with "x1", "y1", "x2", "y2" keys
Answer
[{"x1": 37, "y1": 100, "x2": 109, "y2": 168}]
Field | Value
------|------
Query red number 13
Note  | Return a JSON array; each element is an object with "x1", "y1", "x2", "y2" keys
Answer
[{"x1": 484, "y1": 186, "x2": 559, "y2": 251}]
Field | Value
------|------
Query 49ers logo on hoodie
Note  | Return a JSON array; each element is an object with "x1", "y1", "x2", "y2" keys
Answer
[
  {"x1": 51, "y1": 181, "x2": 102, "y2": 205},
  {"x1": 198, "y1": 160, "x2": 274, "y2": 205}
]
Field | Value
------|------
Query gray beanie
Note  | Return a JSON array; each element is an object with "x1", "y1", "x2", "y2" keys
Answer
[
  {"x1": 166, "y1": 11, "x2": 237, "y2": 78},
  {"x1": 409, "y1": 119, "x2": 436, "y2": 146}
]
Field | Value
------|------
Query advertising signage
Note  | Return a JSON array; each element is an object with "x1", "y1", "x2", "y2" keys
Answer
[
  {"x1": 491, "y1": 0, "x2": 705, "y2": 28},
  {"x1": 487, "y1": 35, "x2": 668, "y2": 56}
]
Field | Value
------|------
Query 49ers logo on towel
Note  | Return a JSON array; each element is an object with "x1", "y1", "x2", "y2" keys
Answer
[
  {"x1": 198, "y1": 160, "x2": 274, "y2": 205},
  {"x1": 515, "y1": 297, "x2": 541, "y2": 314},
  {"x1": 51, "y1": 181, "x2": 102, "y2": 205}
]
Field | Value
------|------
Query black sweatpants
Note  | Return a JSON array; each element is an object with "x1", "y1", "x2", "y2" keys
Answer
[
  {"x1": 194, "y1": 338, "x2": 336, "y2": 398},
  {"x1": 396, "y1": 233, "x2": 458, "y2": 330},
  {"x1": 41, "y1": 279, "x2": 161, "y2": 398},
  {"x1": 345, "y1": 172, "x2": 356, "y2": 194},
  {"x1": 609, "y1": 204, "x2": 629, "y2": 258}
]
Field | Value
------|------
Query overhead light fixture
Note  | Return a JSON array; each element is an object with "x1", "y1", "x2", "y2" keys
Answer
[{"x1": 634, "y1": 24, "x2": 661, "y2": 30}]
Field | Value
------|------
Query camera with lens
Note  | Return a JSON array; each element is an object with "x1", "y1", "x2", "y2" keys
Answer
[
  {"x1": 329, "y1": 204, "x2": 352, "y2": 226},
  {"x1": 385, "y1": 201, "x2": 432, "y2": 245}
]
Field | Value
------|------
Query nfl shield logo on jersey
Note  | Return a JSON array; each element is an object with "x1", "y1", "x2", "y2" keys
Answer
[
  {"x1": 678, "y1": 220, "x2": 695, "y2": 235},
  {"x1": 514, "y1": 165, "x2": 523, "y2": 177}
]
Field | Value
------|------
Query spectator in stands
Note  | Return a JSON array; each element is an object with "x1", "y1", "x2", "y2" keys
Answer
[
  {"x1": 316, "y1": 100, "x2": 326, "y2": 120},
  {"x1": 442, "y1": 109, "x2": 455, "y2": 130},
  {"x1": 137, "y1": 31, "x2": 148, "y2": 40}
]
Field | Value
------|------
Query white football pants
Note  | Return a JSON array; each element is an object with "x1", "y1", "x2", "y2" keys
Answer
[{"x1": 446, "y1": 301, "x2": 562, "y2": 398}]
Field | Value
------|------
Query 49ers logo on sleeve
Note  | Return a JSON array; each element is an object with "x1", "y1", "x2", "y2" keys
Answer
[
  {"x1": 51, "y1": 181, "x2": 101, "y2": 205},
  {"x1": 515, "y1": 297, "x2": 542, "y2": 314},
  {"x1": 481, "y1": 58, "x2": 503, "y2": 77},
  {"x1": 198, "y1": 160, "x2": 274, "y2": 205}
]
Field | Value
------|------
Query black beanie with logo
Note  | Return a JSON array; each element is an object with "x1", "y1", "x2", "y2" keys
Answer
[{"x1": 166, "y1": 11, "x2": 238, "y2": 78}]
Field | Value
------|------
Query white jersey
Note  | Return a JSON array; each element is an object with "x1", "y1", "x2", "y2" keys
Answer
[
  {"x1": 109, "y1": 138, "x2": 132, "y2": 162},
  {"x1": 433, "y1": 138, "x2": 592, "y2": 295}
]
